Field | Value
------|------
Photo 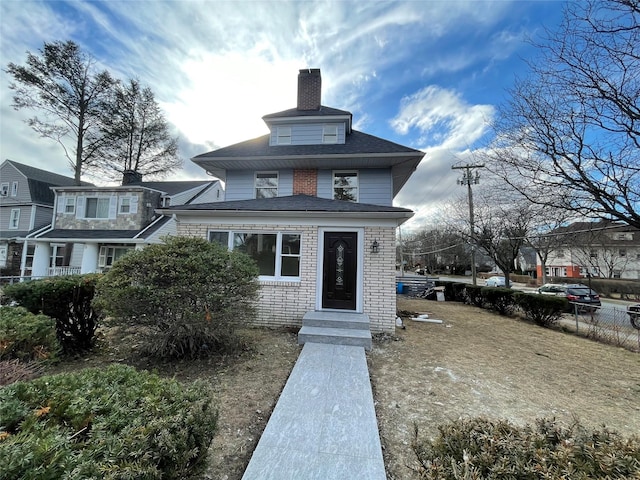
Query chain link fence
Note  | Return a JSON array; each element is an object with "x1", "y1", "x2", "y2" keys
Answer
[{"x1": 562, "y1": 304, "x2": 640, "y2": 352}]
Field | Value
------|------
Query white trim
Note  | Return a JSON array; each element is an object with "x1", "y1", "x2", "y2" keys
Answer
[
  {"x1": 316, "y1": 227, "x2": 364, "y2": 313},
  {"x1": 332, "y1": 170, "x2": 359, "y2": 202},
  {"x1": 9, "y1": 208, "x2": 20, "y2": 229},
  {"x1": 11, "y1": 181, "x2": 18, "y2": 197},
  {"x1": 254, "y1": 171, "x2": 279, "y2": 199},
  {"x1": 323, "y1": 124, "x2": 338, "y2": 144},
  {"x1": 276, "y1": 126, "x2": 291, "y2": 145},
  {"x1": 0, "y1": 182, "x2": 8, "y2": 196}
]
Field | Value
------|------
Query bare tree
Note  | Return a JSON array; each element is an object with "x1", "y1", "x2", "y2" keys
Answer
[
  {"x1": 6, "y1": 40, "x2": 116, "y2": 184},
  {"x1": 525, "y1": 206, "x2": 574, "y2": 285},
  {"x1": 491, "y1": 0, "x2": 640, "y2": 228},
  {"x1": 97, "y1": 79, "x2": 182, "y2": 182}
]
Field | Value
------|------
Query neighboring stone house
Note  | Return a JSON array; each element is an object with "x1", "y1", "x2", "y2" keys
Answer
[
  {"x1": 162, "y1": 69, "x2": 425, "y2": 335},
  {"x1": 0, "y1": 159, "x2": 85, "y2": 278},
  {"x1": 23, "y1": 177, "x2": 222, "y2": 278},
  {"x1": 537, "y1": 220, "x2": 640, "y2": 280}
]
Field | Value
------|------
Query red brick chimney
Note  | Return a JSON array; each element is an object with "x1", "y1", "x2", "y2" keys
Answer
[{"x1": 297, "y1": 68, "x2": 321, "y2": 111}]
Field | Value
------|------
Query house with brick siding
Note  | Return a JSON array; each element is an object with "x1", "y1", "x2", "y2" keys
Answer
[
  {"x1": 22, "y1": 176, "x2": 222, "y2": 279},
  {"x1": 161, "y1": 69, "x2": 424, "y2": 336}
]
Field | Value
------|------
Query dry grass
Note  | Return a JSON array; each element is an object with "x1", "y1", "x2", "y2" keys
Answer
[{"x1": 369, "y1": 297, "x2": 640, "y2": 479}]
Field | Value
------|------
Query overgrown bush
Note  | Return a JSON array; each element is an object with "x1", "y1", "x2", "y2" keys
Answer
[
  {"x1": 465, "y1": 285, "x2": 484, "y2": 307},
  {"x1": 3, "y1": 274, "x2": 102, "y2": 354},
  {"x1": 450, "y1": 283, "x2": 467, "y2": 303},
  {"x1": 412, "y1": 417, "x2": 640, "y2": 479},
  {"x1": 515, "y1": 292, "x2": 567, "y2": 327},
  {"x1": 94, "y1": 236, "x2": 260, "y2": 359},
  {"x1": 0, "y1": 306, "x2": 58, "y2": 361},
  {"x1": 481, "y1": 287, "x2": 516, "y2": 315},
  {"x1": 0, "y1": 364, "x2": 218, "y2": 479}
]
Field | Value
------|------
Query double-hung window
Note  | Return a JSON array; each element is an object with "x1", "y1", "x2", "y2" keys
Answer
[
  {"x1": 11, "y1": 182, "x2": 18, "y2": 197},
  {"x1": 98, "y1": 246, "x2": 133, "y2": 268},
  {"x1": 64, "y1": 197, "x2": 76, "y2": 214},
  {"x1": 255, "y1": 172, "x2": 278, "y2": 199},
  {"x1": 323, "y1": 124, "x2": 338, "y2": 144},
  {"x1": 333, "y1": 171, "x2": 358, "y2": 202},
  {"x1": 9, "y1": 209, "x2": 20, "y2": 229},
  {"x1": 0, "y1": 183, "x2": 8, "y2": 196},
  {"x1": 276, "y1": 126, "x2": 291, "y2": 145}
]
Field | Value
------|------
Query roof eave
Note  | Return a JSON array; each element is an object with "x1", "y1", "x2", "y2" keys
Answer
[{"x1": 157, "y1": 208, "x2": 413, "y2": 221}]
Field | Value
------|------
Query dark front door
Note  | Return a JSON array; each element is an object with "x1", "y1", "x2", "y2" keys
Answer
[{"x1": 322, "y1": 232, "x2": 357, "y2": 310}]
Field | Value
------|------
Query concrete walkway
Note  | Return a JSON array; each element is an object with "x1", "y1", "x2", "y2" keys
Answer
[{"x1": 242, "y1": 342, "x2": 386, "y2": 480}]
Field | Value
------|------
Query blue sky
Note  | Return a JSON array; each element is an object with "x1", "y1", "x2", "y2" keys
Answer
[{"x1": 0, "y1": 0, "x2": 566, "y2": 229}]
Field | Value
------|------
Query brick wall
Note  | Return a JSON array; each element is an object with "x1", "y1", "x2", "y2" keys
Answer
[
  {"x1": 176, "y1": 221, "x2": 397, "y2": 333},
  {"x1": 297, "y1": 68, "x2": 321, "y2": 111},
  {"x1": 293, "y1": 170, "x2": 318, "y2": 196}
]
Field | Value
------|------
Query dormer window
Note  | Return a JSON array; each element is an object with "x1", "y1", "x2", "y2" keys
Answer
[
  {"x1": 323, "y1": 124, "x2": 338, "y2": 144},
  {"x1": 11, "y1": 182, "x2": 18, "y2": 196},
  {"x1": 0, "y1": 183, "x2": 8, "y2": 196},
  {"x1": 255, "y1": 172, "x2": 278, "y2": 199},
  {"x1": 333, "y1": 171, "x2": 358, "y2": 202},
  {"x1": 276, "y1": 126, "x2": 291, "y2": 145}
]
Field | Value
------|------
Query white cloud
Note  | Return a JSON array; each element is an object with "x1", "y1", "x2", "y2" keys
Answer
[{"x1": 390, "y1": 86, "x2": 494, "y2": 150}]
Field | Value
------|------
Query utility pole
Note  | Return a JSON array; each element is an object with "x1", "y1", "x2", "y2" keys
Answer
[{"x1": 452, "y1": 163, "x2": 484, "y2": 285}]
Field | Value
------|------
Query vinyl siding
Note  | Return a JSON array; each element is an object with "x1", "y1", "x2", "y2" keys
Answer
[
  {"x1": 225, "y1": 170, "x2": 293, "y2": 200},
  {"x1": 269, "y1": 123, "x2": 346, "y2": 146},
  {"x1": 0, "y1": 163, "x2": 32, "y2": 203},
  {"x1": 317, "y1": 168, "x2": 393, "y2": 206}
]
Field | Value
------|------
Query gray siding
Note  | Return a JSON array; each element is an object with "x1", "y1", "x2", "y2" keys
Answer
[
  {"x1": 0, "y1": 162, "x2": 32, "y2": 203},
  {"x1": 317, "y1": 169, "x2": 393, "y2": 206},
  {"x1": 269, "y1": 122, "x2": 346, "y2": 146},
  {"x1": 225, "y1": 170, "x2": 293, "y2": 200},
  {"x1": 0, "y1": 206, "x2": 30, "y2": 232}
]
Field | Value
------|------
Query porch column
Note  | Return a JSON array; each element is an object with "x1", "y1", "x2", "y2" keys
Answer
[
  {"x1": 31, "y1": 242, "x2": 51, "y2": 279},
  {"x1": 81, "y1": 243, "x2": 100, "y2": 274}
]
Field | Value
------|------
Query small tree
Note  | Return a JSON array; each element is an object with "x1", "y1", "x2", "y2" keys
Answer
[{"x1": 94, "y1": 236, "x2": 260, "y2": 359}]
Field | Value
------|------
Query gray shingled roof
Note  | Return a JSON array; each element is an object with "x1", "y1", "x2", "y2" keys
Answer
[
  {"x1": 262, "y1": 105, "x2": 351, "y2": 119},
  {"x1": 6, "y1": 160, "x2": 92, "y2": 204},
  {"x1": 166, "y1": 194, "x2": 412, "y2": 214},
  {"x1": 38, "y1": 229, "x2": 140, "y2": 240},
  {"x1": 193, "y1": 129, "x2": 421, "y2": 160}
]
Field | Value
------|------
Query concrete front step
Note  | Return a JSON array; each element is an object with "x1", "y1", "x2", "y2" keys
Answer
[
  {"x1": 298, "y1": 325, "x2": 372, "y2": 350},
  {"x1": 302, "y1": 311, "x2": 370, "y2": 330}
]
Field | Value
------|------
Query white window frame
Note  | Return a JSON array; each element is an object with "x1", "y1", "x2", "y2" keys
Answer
[
  {"x1": 119, "y1": 197, "x2": 131, "y2": 214},
  {"x1": 323, "y1": 124, "x2": 338, "y2": 144},
  {"x1": 64, "y1": 197, "x2": 76, "y2": 214},
  {"x1": 276, "y1": 126, "x2": 291, "y2": 145},
  {"x1": 9, "y1": 209, "x2": 20, "y2": 229},
  {"x1": 209, "y1": 229, "x2": 301, "y2": 281},
  {"x1": 332, "y1": 170, "x2": 359, "y2": 202},
  {"x1": 0, "y1": 245, "x2": 7, "y2": 267},
  {"x1": 84, "y1": 197, "x2": 112, "y2": 219},
  {"x1": 98, "y1": 246, "x2": 133, "y2": 268},
  {"x1": 255, "y1": 172, "x2": 278, "y2": 199},
  {"x1": 11, "y1": 181, "x2": 18, "y2": 197},
  {"x1": 0, "y1": 183, "x2": 8, "y2": 196}
]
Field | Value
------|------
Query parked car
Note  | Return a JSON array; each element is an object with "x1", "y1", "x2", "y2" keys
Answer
[
  {"x1": 626, "y1": 304, "x2": 640, "y2": 329},
  {"x1": 485, "y1": 276, "x2": 507, "y2": 287},
  {"x1": 537, "y1": 283, "x2": 601, "y2": 312}
]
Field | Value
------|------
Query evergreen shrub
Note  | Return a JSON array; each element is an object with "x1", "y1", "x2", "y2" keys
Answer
[
  {"x1": 481, "y1": 287, "x2": 516, "y2": 315},
  {"x1": 0, "y1": 364, "x2": 218, "y2": 479},
  {"x1": 94, "y1": 236, "x2": 260, "y2": 359},
  {"x1": 0, "y1": 306, "x2": 58, "y2": 361},
  {"x1": 3, "y1": 274, "x2": 102, "y2": 354},
  {"x1": 413, "y1": 417, "x2": 640, "y2": 479},
  {"x1": 465, "y1": 285, "x2": 484, "y2": 307},
  {"x1": 515, "y1": 292, "x2": 567, "y2": 327}
]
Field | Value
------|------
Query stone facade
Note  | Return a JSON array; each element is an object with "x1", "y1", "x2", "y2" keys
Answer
[
  {"x1": 54, "y1": 188, "x2": 162, "y2": 230},
  {"x1": 176, "y1": 221, "x2": 397, "y2": 333}
]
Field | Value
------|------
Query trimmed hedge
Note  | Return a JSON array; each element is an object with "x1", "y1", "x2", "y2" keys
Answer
[
  {"x1": 481, "y1": 287, "x2": 517, "y2": 315},
  {"x1": 464, "y1": 284, "x2": 484, "y2": 307},
  {"x1": 413, "y1": 417, "x2": 640, "y2": 479},
  {"x1": 3, "y1": 275, "x2": 102, "y2": 354},
  {"x1": 515, "y1": 292, "x2": 567, "y2": 327},
  {"x1": 0, "y1": 364, "x2": 218, "y2": 479},
  {"x1": 0, "y1": 306, "x2": 58, "y2": 361}
]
